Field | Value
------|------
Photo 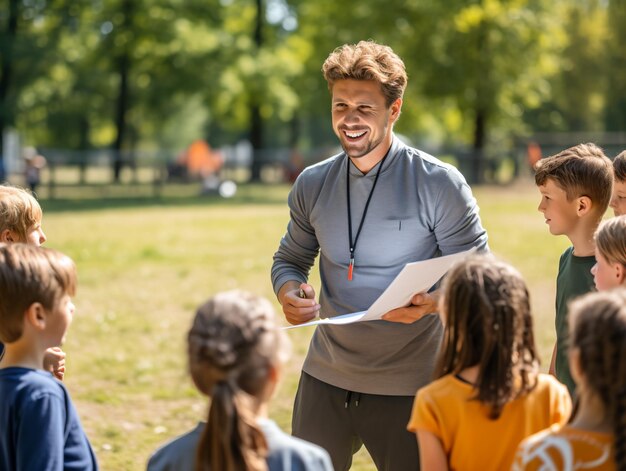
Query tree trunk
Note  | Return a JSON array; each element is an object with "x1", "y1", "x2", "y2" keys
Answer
[
  {"x1": 78, "y1": 115, "x2": 90, "y2": 184},
  {"x1": 0, "y1": 0, "x2": 19, "y2": 177},
  {"x1": 112, "y1": 0, "x2": 133, "y2": 182},
  {"x1": 471, "y1": 107, "x2": 486, "y2": 185},
  {"x1": 249, "y1": 103, "x2": 263, "y2": 182},
  {"x1": 248, "y1": 0, "x2": 264, "y2": 182},
  {"x1": 469, "y1": 18, "x2": 490, "y2": 185},
  {"x1": 605, "y1": 0, "x2": 626, "y2": 131},
  {"x1": 113, "y1": 53, "x2": 129, "y2": 182}
]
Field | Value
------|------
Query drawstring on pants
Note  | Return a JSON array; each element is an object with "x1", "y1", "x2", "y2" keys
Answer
[{"x1": 344, "y1": 391, "x2": 361, "y2": 408}]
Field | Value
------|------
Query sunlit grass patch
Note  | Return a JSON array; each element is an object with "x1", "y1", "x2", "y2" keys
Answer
[{"x1": 39, "y1": 180, "x2": 569, "y2": 470}]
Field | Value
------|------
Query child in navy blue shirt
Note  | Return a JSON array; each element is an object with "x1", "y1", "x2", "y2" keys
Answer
[
  {"x1": 0, "y1": 243, "x2": 98, "y2": 470},
  {"x1": 0, "y1": 184, "x2": 66, "y2": 380}
]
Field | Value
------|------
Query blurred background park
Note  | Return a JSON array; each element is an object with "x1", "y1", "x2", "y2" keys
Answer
[
  {"x1": 2, "y1": 0, "x2": 626, "y2": 191},
  {"x1": 2, "y1": 0, "x2": 626, "y2": 470}
]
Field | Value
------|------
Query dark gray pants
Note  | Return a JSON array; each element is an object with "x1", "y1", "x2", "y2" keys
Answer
[{"x1": 292, "y1": 372, "x2": 420, "y2": 471}]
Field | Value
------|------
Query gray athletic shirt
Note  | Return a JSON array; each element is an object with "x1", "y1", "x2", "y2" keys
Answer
[{"x1": 272, "y1": 136, "x2": 488, "y2": 395}]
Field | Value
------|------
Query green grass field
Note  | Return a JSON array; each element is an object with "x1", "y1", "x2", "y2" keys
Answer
[{"x1": 38, "y1": 179, "x2": 570, "y2": 470}]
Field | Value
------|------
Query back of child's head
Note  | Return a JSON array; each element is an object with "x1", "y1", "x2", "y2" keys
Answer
[
  {"x1": 436, "y1": 255, "x2": 539, "y2": 419},
  {"x1": 0, "y1": 185, "x2": 42, "y2": 242},
  {"x1": 0, "y1": 243, "x2": 76, "y2": 344},
  {"x1": 534, "y1": 143, "x2": 614, "y2": 215},
  {"x1": 595, "y1": 216, "x2": 626, "y2": 269},
  {"x1": 187, "y1": 290, "x2": 290, "y2": 471},
  {"x1": 568, "y1": 288, "x2": 626, "y2": 470},
  {"x1": 614, "y1": 151, "x2": 626, "y2": 182}
]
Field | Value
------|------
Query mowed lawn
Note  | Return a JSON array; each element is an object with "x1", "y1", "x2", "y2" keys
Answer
[{"x1": 38, "y1": 179, "x2": 570, "y2": 470}]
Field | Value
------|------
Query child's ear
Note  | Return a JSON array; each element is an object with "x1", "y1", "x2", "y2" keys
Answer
[
  {"x1": 576, "y1": 196, "x2": 592, "y2": 216},
  {"x1": 268, "y1": 363, "x2": 281, "y2": 385},
  {"x1": 0, "y1": 229, "x2": 16, "y2": 243},
  {"x1": 25, "y1": 303, "x2": 47, "y2": 331},
  {"x1": 263, "y1": 363, "x2": 281, "y2": 400}
]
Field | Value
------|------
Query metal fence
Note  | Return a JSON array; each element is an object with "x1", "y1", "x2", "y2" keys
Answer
[{"x1": 6, "y1": 132, "x2": 625, "y2": 199}]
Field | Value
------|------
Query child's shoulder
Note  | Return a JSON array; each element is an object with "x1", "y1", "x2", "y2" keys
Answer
[
  {"x1": 147, "y1": 422, "x2": 203, "y2": 471},
  {"x1": 516, "y1": 423, "x2": 563, "y2": 455},
  {"x1": 417, "y1": 374, "x2": 468, "y2": 399},
  {"x1": 534, "y1": 373, "x2": 568, "y2": 394},
  {"x1": 558, "y1": 246, "x2": 596, "y2": 269},
  {"x1": 0, "y1": 367, "x2": 66, "y2": 402},
  {"x1": 559, "y1": 246, "x2": 575, "y2": 260},
  {"x1": 526, "y1": 373, "x2": 571, "y2": 408},
  {"x1": 516, "y1": 423, "x2": 613, "y2": 468}
]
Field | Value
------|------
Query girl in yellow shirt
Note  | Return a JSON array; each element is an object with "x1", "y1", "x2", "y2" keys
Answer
[
  {"x1": 513, "y1": 289, "x2": 626, "y2": 470},
  {"x1": 407, "y1": 255, "x2": 571, "y2": 471}
]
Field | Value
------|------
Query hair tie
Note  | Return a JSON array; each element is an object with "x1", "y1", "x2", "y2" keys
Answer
[{"x1": 212, "y1": 372, "x2": 238, "y2": 394}]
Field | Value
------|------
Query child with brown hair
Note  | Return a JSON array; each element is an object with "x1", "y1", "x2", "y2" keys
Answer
[
  {"x1": 0, "y1": 184, "x2": 65, "y2": 380},
  {"x1": 0, "y1": 243, "x2": 98, "y2": 470},
  {"x1": 513, "y1": 289, "x2": 626, "y2": 470},
  {"x1": 407, "y1": 255, "x2": 571, "y2": 471},
  {"x1": 147, "y1": 290, "x2": 333, "y2": 471},
  {"x1": 609, "y1": 150, "x2": 626, "y2": 216},
  {"x1": 592, "y1": 215, "x2": 626, "y2": 291},
  {"x1": 535, "y1": 143, "x2": 614, "y2": 396}
]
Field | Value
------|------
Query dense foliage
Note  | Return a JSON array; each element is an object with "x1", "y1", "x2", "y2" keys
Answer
[{"x1": 1, "y1": 0, "x2": 623, "y2": 179}]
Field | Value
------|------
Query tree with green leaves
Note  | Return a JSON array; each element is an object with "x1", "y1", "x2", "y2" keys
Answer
[
  {"x1": 288, "y1": 0, "x2": 561, "y2": 182},
  {"x1": 0, "y1": 0, "x2": 79, "y2": 175},
  {"x1": 523, "y1": 1, "x2": 608, "y2": 134},
  {"x1": 92, "y1": 0, "x2": 225, "y2": 180},
  {"x1": 397, "y1": 0, "x2": 559, "y2": 182},
  {"x1": 605, "y1": 0, "x2": 626, "y2": 132}
]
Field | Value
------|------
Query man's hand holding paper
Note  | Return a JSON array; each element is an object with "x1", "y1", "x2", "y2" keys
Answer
[
  {"x1": 284, "y1": 248, "x2": 475, "y2": 329},
  {"x1": 382, "y1": 291, "x2": 440, "y2": 324}
]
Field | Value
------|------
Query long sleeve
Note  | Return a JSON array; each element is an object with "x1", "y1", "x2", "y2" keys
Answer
[{"x1": 271, "y1": 169, "x2": 322, "y2": 295}]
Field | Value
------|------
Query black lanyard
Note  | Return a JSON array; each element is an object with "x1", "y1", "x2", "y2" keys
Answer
[{"x1": 346, "y1": 149, "x2": 390, "y2": 280}]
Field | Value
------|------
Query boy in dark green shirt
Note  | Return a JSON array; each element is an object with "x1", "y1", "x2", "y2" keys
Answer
[{"x1": 535, "y1": 143, "x2": 613, "y2": 396}]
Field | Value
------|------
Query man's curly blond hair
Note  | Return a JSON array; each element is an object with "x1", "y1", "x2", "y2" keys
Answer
[{"x1": 322, "y1": 40, "x2": 407, "y2": 107}]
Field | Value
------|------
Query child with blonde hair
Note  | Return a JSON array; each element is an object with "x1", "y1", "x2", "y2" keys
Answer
[
  {"x1": 147, "y1": 290, "x2": 333, "y2": 471},
  {"x1": 514, "y1": 289, "x2": 626, "y2": 470},
  {"x1": 0, "y1": 184, "x2": 65, "y2": 380},
  {"x1": 592, "y1": 215, "x2": 626, "y2": 291},
  {"x1": 609, "y1": 150, "x2": 626, "y2": 216},
  {"x1": 407, "y1": 255, "x2": 571, "y2": 470},
  {"x1": 0, "y1": 243, "x2": 98, "y2": 470},
  {"x1": 0, "y1": 184, "x2": 46, "y2": 246}
]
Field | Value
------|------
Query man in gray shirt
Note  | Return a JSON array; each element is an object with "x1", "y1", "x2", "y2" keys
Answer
[{"x1": 272, "y1": 41, "x2": 488, "y2": 471}]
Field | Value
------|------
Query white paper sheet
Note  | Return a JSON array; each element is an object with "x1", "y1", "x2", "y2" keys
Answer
[{"x1": 284, "y1": 247, "x2": 476, "y2": 330}]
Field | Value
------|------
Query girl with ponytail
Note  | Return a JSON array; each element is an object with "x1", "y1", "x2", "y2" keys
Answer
[
  {"x1": 514, "y1": 289, "x2": 626, "y2": 470},
  {"x1": 147, "y1": 290, "x2": 333, "y2": 471}
]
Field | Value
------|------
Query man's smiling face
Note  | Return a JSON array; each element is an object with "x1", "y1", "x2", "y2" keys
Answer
[{"x1": 331, "y1": 79, "x2": 400, "y2": 163}]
